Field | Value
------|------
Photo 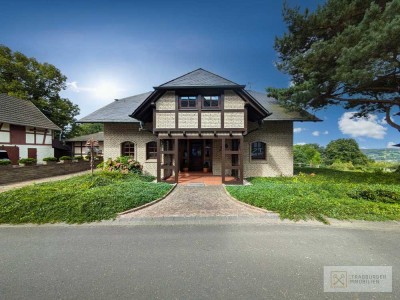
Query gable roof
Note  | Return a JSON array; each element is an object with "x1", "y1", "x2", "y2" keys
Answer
[
  {"x1": 79, "y1": 92, "x2": 152, "y2": 123},
  {"x1": 79, "y1": 90, "x2": 320, "y2": 123},
  {"x1": 0, "y1": 93, "x2": 61, "y2": 130},
  {"x1": 156, "y1": 68, "x2": 245, "y2": 89},
  {"x1": 247, "y1": 90, "x2": 321, "y2": 122},
  {"x1": 66, "y1": 131, "x2": 104, "y2": 142}
]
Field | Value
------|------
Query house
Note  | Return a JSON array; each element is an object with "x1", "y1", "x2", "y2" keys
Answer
[
  {"x1": 0, "y1": 93, "x2": 61, "y2": 164},
  {"x1": 80, "y1": 68, "x2": 320, "y2": 184},
  {"x1": 65, "y1": 132, "x2": 104, "y2": 157}
]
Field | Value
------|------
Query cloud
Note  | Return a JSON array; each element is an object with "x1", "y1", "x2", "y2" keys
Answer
[
  {"x1": 338, "y1": 112, "x2": 387, "y2": 139},
  {"x1": 312, "y1": 131, "x2": 320, "y2": 136},
  {"x1": 294, "y1": 127, "x2": 305, "y2": 133},
  {"x1": 66, "y1": 81, "x2": 94, "y2": 93},
  {"x1": 387, "y1": 142, "x2": 399, "y2": 149},
  {"x1": 323, "y1": 130, "x2": 329, "y2": 135},
  {"x1": 295, "y1": 142, "x2": 306, "y2": 145}
]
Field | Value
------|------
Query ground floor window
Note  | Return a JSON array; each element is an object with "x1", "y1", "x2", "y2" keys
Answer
[
  {"x1": 121, "y1": 141, "x2": 135, "y2": 157},
  {"x1": 251, "y1": 141, "x2": 266, "y2": 160},
  {"x1": 146, "y1": 141, "x2": 157, "y2": 159}
]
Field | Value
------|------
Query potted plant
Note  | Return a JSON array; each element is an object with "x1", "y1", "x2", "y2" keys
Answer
[
  {"x1": 203, "y1": 161, "x2": 209, "y2": 173},
  {"x1": 73, "y1": 156, "x2": 84, "y2": 163},
  {"x1": 19, "y1": 158, "x2": 37, "y2": 166},
  {"x1": 43, "y1": 157, "x2": 58, "y2": 165},
  {"x1": 0, "y1": 159, "x2": 12, "y2": 169},
  {"x1": 59, "y1": 156, "x2": 72, "y2": 163}
]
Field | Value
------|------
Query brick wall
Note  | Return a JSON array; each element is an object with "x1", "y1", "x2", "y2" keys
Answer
[
  {"x1": 103, "y1": 123, "x2": 157, "y2": 176},
  {"x1": 243, "y1": 121, "x2": 293, "y2": 177},
  {"x1": 0, "y1": 162, "x2": 94, "y2": 185}
]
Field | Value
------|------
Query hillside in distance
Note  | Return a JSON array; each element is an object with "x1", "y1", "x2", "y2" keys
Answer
[{"x1": 362, "y1": 148, "x2": 400, "y2": 162}]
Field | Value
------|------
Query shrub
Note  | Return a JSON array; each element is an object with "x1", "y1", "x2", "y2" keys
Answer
[
  {"x1": 329, "y1": 160, "x2": 355, "y2": 171},
  {"x1": 43, "y1": 157, "x2": 57, "y2": 162},
  {"x1": 59, "y1": 156, "x2": 72, "y2": 161},
  {"x1": 348, "y1": 188, "x2": 400, "y2": 204},
  {"x1": 73, "y1": 156, "x2": 83, "y2": 160},
  {"x1": 103, "y1": 156, "x2": 143, "y2": 174},
  {"x1": 0, "y1": 160, "x2": 11, "y2": 166},
  {"x1": 19, "y1": 158, "x2": 37, "y2": 165}
]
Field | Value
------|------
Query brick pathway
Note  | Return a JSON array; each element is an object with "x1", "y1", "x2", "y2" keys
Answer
[{"x1": 119, "y1": 185, "x2": 266, "y2": 218}]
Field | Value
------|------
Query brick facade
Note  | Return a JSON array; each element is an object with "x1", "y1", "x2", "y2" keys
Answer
[{"x1": 103, "y1": 123, "x2": 157, "y2": 176}]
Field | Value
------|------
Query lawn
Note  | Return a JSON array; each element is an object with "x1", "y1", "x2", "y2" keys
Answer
[
  {"x1": 226, "y1": 168, "x2": 400, "y2": 224},
  {"x1": 0, "y1": 172, "x2": 172, "y2": 224}
]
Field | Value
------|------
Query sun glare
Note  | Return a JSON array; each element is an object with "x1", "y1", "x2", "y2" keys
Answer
[{"x1": 92, "y1": 80, "x2": 125, "y2": 100}]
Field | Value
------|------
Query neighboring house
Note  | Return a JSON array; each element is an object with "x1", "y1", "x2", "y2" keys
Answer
[
  {"x1": 65, "y1": 132, "x2": 104, "y2": 157},
  {"x1": 0, "y1": 93, "x2": 61, "y2": 164},
  {"x1": 80, "y1": 68, "x2": 320, "y2": 184}
]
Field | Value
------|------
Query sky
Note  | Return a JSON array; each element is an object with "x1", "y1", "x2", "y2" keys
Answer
[{"x1": 0, "y1": 0, "x2": 399, "y2": 149}]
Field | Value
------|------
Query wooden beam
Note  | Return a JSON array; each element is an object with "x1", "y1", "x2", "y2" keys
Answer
[
  {"x1": 157, "y1": 138, "x2": 161, "y2": 182},
  {"x1": 174, "y1": 138, "x2": 179, "y2": 183},
  {"x1": 239, "y1": 135, "x2": 244, "y2": 184},
  {"x1": 221, "y1": 137, "x2": 226, "y2": 184}
]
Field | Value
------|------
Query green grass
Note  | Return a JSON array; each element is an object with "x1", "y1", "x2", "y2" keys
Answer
[
  {"x1": 226, "y1": 168, "x2": 400, "y2": 224},
  {"x1": 0, "y1": 172, "x2": 172, "y2": 224}
]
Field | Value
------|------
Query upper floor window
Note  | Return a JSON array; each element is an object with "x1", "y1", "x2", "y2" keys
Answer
[
  {"x1": 251, "y1": 141, "x2": 266, "y2": 160},
  {"x1": 121, "y1": 141, "x2": 135, "y2": 157},
  {"x1": 179, "y1": 96, "x2": 197, "y2": 109},
  {"x1": 203, "y1": 96, "x2": 220, "y2": 108}
]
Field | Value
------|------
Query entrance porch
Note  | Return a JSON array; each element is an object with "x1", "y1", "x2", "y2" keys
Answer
[{"x1": 157, "y1": 136, "x2": 244, "y2": 185}]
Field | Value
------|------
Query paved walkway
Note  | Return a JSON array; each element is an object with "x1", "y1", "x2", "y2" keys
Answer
[
  {"x1": 119, "y1": 185, "x2": 266, "y2": 218},
  {"x1": 0, "y1": 170, "x2": 91, "y2": 193}
]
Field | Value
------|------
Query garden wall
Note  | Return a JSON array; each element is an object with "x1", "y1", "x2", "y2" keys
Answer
[{"x1": 0, "y1": 162, "x2": 95, "y2": 185}]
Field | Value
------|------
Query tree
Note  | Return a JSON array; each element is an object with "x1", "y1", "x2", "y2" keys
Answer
[
  {"x1": 65, "y1": 123, "x2": 104, "y2": 138},
  {"x1": 294, "y1": 143, "x2": 324, "y2": 166},
  {"x1": 0, "y1": 45, "x2": 79, "y2": 133},
  {"x1": 268, "y1": 0, "x2": 400, "y2": 131},
  {"x1": 325, "y1": 138, "x2": 370, "y2": 165}
]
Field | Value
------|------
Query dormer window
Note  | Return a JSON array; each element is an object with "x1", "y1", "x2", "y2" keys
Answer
[
  {"x1": 203, "y1": 96, "x2": 220, "y2": 108},
  {"x1": 179, "y1": 96, "x2": 197, "y2": 109}
]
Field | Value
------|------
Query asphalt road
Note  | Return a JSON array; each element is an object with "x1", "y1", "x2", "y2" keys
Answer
[{"x1": 0, "y1": 223, "x2": 399, "y2": 300}]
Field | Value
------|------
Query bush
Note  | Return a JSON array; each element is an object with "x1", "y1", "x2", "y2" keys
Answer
[
  {"x1": 329, "y1": 160, "x2": 355, "y2": 171},
  {"x1": 19, "y1": 158, "x2": 37, "y2": 165},
  {"x1": 0, "y1": 160, "x2": 11, "y2": 166},
  {"x1": 73, "y1": 156, "x2": 83, "y2": 160},
  {"x1": 103, "y1": 156, "x2": 143, "y2": 174},
  {"x1": 43, "y1": 157, "x2": 57, "y2": 162},
  {"x1": 59, "y1": 156, "x2": 72, "y2": 161},
  {"x1": 348, "y1": 188, "x2": 400, "y2": 204}
]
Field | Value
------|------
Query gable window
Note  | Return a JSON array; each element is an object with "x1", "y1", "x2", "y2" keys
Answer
[
  {"x1": 146, "y1": 141, "x2": 157, "y2": 160},
  {"x1": 203, "y1": 96, "x2": 220, "y2": 108},
  {"x1": 121, "y1": 141, "x2": 135, "y2": 157},
  {"x1": 251, "y1": 141, "x2": 266, "y2": 160},
  {"x1": 179, "y1": 96, "x2": 197, "y2": 109}
]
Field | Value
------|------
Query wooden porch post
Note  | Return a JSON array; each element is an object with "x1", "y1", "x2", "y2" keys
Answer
[
  {"x1": 174, "y1": 138, "x2": 179, "y2": 183},
  {"x1": 157, "y1": 138, "x2": 161, "y2": 182},
  {"x1": 239, "y1": 135, "x2": 244, "y2": 184},
  {"x1": 221, "y1": 137, "x2": 226, "y2": 184}
]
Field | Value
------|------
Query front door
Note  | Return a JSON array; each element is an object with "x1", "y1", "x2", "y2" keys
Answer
[
  {"x1": 189, "y1": 140, "x2": 203, "y2": 171},
  {"x1": 28, "y1": 148, "x2": 37, "y2": 160}
]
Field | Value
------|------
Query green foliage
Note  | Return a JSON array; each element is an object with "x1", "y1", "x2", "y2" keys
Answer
[
  {"x1": 66, "y1": 123, "x2": 104, "y2": 139},
  {"x1": 0, "y1": 171, "x2": 170, "y2": 224},
  {"x1": 268, "y1": 0, "x2": 400, "y2": 131},
  {"x1": 0, "y1": 160, "x2": 11, "y2": 165},
  {"x1": 103, "y1": 156, "x2": 143, "y2": 174},
  {"x1": 294, "y1": 143, "x2": 324, "y2": 166},
  {"x1": 59, "y1": 156, "x2": 72, "y2": 161},
  {"x1": 0, "y1": 45, "x2": 80, "y2": 133},
  {"x1": 325, "y1": 138, "x2": 370, "y2": 165},
  {"x1": 73, "y1": 156, "x2": 83, "y2": 160},
  {"x1": 227, "y1": 167, "x2": 400, "y2": 223},
  {"x1": 43, "y1": 157, "x2": 57, "y2": 162},
  {"x1": 18, "y1": 158, "x2": 36, "y2": 165}
]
